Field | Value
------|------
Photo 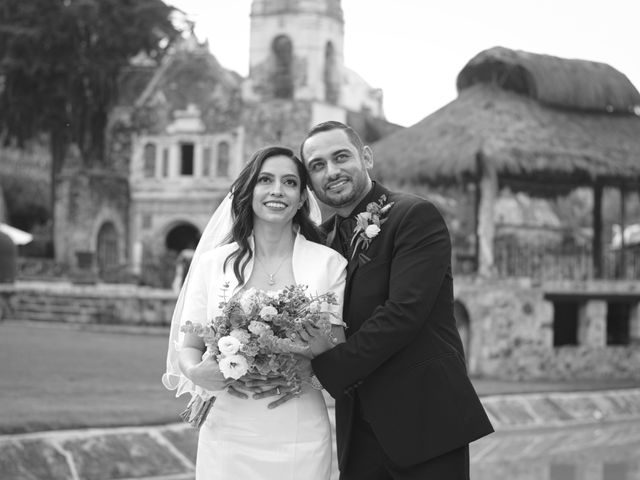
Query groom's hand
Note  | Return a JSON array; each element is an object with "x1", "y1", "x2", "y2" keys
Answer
[
  {"x1": 253, "y1": 377, "x2": 298, "y2": 408},
  {"x1": 237, "y1": 374, "x2": 288, "y2": 394},
  {"x1": 249, "y1": 383, "x2": 297, "y2": 409},
  {"x1": 263, "y1": 356, "x2": 312, "y2": 409},
  {"x1": 267, "y1": 391, "x2": 296, "y2": 409}
]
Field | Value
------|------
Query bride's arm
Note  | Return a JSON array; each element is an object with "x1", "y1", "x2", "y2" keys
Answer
[{"x1": 179, "y1": 333, "x2": 247, "y2": 396}]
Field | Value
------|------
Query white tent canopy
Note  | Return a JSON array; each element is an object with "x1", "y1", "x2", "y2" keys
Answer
[{"x1": 0, "y1": 223, "x2": 33, "y2": 245}]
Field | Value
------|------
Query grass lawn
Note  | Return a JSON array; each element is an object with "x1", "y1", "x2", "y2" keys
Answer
[
  {"x1": 0, "y1": 321, "x2": 187, "y2": 434},
  {"x1": 1, "y1": 321, "x2": 638, "y2": 435}
]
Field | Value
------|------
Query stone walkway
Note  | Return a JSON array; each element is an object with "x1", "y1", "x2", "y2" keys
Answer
[{"x1": 2, "y1": 388, "x2": 640, "y2": 480}]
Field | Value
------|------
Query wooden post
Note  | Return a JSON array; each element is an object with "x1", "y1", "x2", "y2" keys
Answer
[
  {"x1": 618, "y1": 187, "x2": 627, "y2": 278},
  {"x1": 0, "y1": 185, "x2": 6, "y2": 223},
  {"x1": 473, "y1": 181, "x2": 480, "y2": 274},
  {"x1": 477, "y1": 154, "x2": 498, "y2": 277},
  {"x1": 592, "y1": 183, "x2": 603, "y2": 279}
]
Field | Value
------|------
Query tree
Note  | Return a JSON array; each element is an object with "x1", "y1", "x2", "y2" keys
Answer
[{"x1": 0, "y1": 0, "x2": 182, "y2": 255}]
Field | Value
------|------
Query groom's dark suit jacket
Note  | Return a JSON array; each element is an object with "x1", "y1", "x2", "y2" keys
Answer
[{"x1": 312, "y1": 182, "x2": 493, "y2": 469}]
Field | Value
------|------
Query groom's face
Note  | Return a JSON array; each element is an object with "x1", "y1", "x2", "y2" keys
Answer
[{"x1": 302, "y1": 129, "x2": 372, "y2": 215}]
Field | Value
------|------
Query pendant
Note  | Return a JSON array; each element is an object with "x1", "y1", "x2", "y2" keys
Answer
[{"x1": 268, "y1": 274, "x2": 276, "y2": 285}]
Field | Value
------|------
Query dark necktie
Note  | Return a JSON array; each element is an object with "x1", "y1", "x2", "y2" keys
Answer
[{"x1": 338, "y1": 216, "x2": 356, "y2": 258}]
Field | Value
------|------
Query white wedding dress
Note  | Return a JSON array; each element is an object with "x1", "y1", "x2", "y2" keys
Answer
[
  {"x1": 164, "y1": 230, "x2": 347, "y2": 480},
  {"x1": 196, "y1": 384, "x2": 332, "y2": 480},
  {"x1": 195, "y1": 287, "x2": 333, "y2": 479}
]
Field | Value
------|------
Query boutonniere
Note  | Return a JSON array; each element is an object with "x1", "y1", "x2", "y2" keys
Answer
[{"x1": 350, "y1": 194, "x2": 394, "y2": 259}]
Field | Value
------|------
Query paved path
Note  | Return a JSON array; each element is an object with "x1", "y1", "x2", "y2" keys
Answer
[{"x1": 2, "y1": 388, "x2": 640, "y2": 480}]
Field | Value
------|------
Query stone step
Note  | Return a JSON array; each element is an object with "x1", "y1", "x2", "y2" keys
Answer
[
  {"x1": 2, "y1": 390, "x2": 640, "y2": 480},
  {"x1": 0, "y1": 425, "x2": 198, "y2": 480}
]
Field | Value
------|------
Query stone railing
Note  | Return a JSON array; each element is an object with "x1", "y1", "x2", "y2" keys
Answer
[{"x1": 453, "y1": 244, "x2": 640, "y2": 280}]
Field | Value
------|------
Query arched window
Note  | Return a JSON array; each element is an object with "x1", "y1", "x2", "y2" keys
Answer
[
  {"x1": 143, "y1": 143, "x2": 157, "y2": 178},
  {"x1": 324, "y1": 41, "x2": 339, "y2": 104},
  {"x1": 97, "y1": 222, "x2": 118, "y2": 275},
  {"x1": 202, "y1": 147, "x2": 212, "y2": 177},
  {"x1": 271, "y1": 35, "x2": 294, "y2": 99},
  {"x1": 217, "y1": 142, "x2": 230, "y2": 177}
]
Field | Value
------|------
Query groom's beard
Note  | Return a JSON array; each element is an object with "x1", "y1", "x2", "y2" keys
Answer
[{"x1": 314, "y1": 177, "x2": 363, "y2": 210}]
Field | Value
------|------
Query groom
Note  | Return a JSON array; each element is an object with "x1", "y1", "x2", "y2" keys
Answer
[{"x1": 300, "y1": 121, "x2": 494, "y2": 479}]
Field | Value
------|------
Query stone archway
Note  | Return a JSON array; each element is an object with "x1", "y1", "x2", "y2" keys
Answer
[
  {"x1": 453, "y1": 299, "x2": 472, "y2": 363},
  {"x1": 165, "y1": 223, "x2": 200, "y2": 254},
  {"x1": 165, "y1": 223, "x2": 200, "y2": 291},
  {"x1": 96, "y1": 221, "x2": 119, "y2": 276}
]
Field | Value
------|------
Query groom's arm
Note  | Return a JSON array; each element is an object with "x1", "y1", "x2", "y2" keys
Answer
[{"x1": 312, "y1": 199, "x2": 451, "y2": 398}]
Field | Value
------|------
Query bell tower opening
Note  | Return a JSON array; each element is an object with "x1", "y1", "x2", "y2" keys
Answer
[
  {"x1": 271, "y1": 35, "x2": 294, "y2": 99},
  {"x1": 324, "y1": 41, "x2": 339, "y2": 104},
  {"x1": 248, "y1": 0, "x2": 345, "y2": 103}
]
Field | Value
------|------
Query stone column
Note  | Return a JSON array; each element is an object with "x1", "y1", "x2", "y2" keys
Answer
[
  {"x1": 578, "y1": 300, "x2": 606, "y2": 346},
  {"x1": 476, "y1": 156, "x2": 497, "y2": 278}
]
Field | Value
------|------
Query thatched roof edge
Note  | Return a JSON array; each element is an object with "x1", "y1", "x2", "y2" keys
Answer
[
  {"x1": 456, "y1": 46, "x2": 640, "y2": 113},
  {"x1": 371, "y1": 84, "x2": 640, "y2": 191}
]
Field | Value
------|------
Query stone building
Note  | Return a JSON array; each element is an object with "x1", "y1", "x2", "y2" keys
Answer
[{"x1": 55, "y1": 0, "x2": 400, "y2": 284}]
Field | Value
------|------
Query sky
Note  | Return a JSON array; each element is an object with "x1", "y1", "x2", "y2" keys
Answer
[{"x1": 168, "y1": 0, "x2": 640, "y2": 127}]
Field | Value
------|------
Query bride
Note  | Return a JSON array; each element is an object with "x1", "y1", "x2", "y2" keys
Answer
[{"x1": 162, "y1": 145, "x2": 347, "y2": 479}]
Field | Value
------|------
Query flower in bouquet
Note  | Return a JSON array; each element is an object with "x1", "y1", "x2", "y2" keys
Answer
[
  {"x1": 218, "y1": 354, "x2": 249, "y2": 379},
  {"x1": 181, "y1": 284, "x2": 339, "y2": 397},
  {"x1": 218, "y1": 336, "x2": 241, "y2": 355}
]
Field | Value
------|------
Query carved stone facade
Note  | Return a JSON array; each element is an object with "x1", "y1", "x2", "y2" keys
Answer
[
  {"x1": 48, "y1": 0, "x2": 396, "y2": 283},
  {"x1": 115, "y1": 0, "x2": 394, "y2": 281}
]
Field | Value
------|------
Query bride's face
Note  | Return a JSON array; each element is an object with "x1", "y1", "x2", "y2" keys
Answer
[{"x1": 252, "y1": 155, "x2": 305, "y2": 227}]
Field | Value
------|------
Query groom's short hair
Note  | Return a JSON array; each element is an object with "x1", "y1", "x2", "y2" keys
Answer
[{"x1": 300, "y1": 121, "x2": 365, "y2": 162}]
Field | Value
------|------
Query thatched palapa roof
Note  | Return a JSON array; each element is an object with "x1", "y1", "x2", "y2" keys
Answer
[
  {"x1": 457, "y1": 46, "x2": 640, "y2": 113},
  {"x1": 372, "y1": 47, "x2": 640, "y2": 193}
]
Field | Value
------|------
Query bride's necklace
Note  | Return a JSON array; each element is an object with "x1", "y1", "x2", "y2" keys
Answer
[{"x1": 255, "y1": 253, "x2": 290, "y2": 286}]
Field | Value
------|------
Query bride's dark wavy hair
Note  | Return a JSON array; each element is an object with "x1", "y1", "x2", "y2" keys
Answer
[{"x1": 223, "y1": 145, "x2": 323, "y2": 285}]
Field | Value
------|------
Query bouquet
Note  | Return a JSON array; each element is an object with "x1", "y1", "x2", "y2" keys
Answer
[{"x1": 179, "y1": 284, "x2": 338, "y2": 426}]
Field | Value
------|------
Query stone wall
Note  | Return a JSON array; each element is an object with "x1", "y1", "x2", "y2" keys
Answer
[
  {"x1": 0, "y1": 283, "x2": 175, "y2": 326},
  {"x1": 54, "y1": 168, "x2": 129, "y2": 267},
  {"x1": 456, "y1": 277, "x2": 640, "y2": 380},
  {"x1": 241, "y1": 100, "x2": 314, "y2": 157},
  {"x1": 3, "y1": 276, "x2": 640, "y2": 381}
]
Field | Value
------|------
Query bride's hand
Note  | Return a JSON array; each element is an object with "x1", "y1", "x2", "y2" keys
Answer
[{"x1": 186, "y1": 356, "x2": 248, "y2": 399}]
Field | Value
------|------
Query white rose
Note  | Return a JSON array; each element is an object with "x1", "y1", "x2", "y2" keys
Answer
[
  {"x1": 364, "y1": 224, "x2": 381, "y2": 238},
  {"x1": 218, "y1": 335, "x2": 241, "y2": 355},
  {"x1": 248, "y1": 320, "x2": 271, "y2": 335},
  {"x1": 259, "y1": 305, "x2": 278, "y2": 318},
  {"x1": 218, "y1": 354, "x2": 249, "y2": 379},
  {"x1": 319, "y1": 301, "x2": 331, "y2": 313}
]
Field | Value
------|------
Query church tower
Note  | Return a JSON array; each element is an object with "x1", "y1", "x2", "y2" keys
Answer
[{"x1": 245, "y1": 0, "x2": 345, "y2": 105}]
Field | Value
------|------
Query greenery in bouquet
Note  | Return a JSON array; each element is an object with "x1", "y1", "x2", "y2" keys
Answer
[{"x1": 181, "y1": 284, "x2": 338, "y2": 396}]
